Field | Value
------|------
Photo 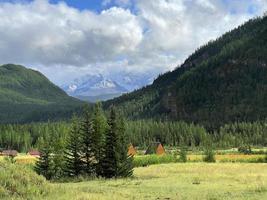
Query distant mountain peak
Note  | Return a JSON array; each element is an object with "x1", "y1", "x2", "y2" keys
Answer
[{"x1": 62, "y1": 73, "x2": 128, "y2": 102}]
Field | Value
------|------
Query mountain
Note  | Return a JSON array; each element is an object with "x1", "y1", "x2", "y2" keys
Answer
[
  {"x1": 0, "y1": 64, "x2": 84, "y2": 123},
  {"x1": 62, "y1": 74, "x2": 128, "y2": 102},
  {"x1": 105, "y1": 15, "x2": 267, "y2": 129}
]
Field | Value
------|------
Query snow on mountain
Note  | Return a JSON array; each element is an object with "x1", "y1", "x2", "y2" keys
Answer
[
  {"x1": 62, "y1": 74, "x2": 128, "y2": 101},
  {"x1": 62, "y1": 72, "x2": 157, "y2": 102}
]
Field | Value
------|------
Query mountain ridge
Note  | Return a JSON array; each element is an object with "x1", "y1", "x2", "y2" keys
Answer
[
  {"x1": 104, "y1": 15, "x2": 267, "y2": 129},
  {"x1": 0, "y1": 64, "x2": 84, "y2": 123}
]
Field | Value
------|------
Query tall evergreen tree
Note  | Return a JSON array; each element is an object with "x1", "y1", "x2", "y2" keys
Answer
[
  {"x1": 117, "y1": 115, "x2": 133, "y2": 177},
  {"x1": 102, "y1": 107, "x2": 133, "y2": 178},
  {"x1": 80, "y1": 105, "x2": 95, "y2": 175},
  {"x1": 64, "y1": 115, "x2": 83, "y2": 177},
  {"x1": 102, "y1": 107, "x2": 118, "y2": 178},
  {"x1": 35, "y1": 137, "x2": 54, "y2": 180},
  {"x1": 91, "y1": 102, "x2": 107, "y2": 176},
  {"x1": 52, "y1": 136, "x2": 66, "y2": 179}
]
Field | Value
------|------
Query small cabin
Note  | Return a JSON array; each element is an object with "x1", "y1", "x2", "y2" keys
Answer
[
  {"x1": 2, "y1": 150, "x2": 18, "y2": 157},
  {"x1": 128, "y1": 144, "x2": 137, "y2": 156},
  {"x1": 28, "y1": 150, "x2": 40, "y2": 157},
  {"x1": 145, "y1": 142, "x2": 165, "y2": 155}
]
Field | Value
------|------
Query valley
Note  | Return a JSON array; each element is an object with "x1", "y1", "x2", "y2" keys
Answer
[{"x1": 0, "y1": 3, "x2": 267, "y2": 200}]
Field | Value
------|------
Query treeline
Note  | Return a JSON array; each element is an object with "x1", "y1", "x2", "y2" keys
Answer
[
  {"x1": 0, "y1": 119, "x2": 267, "y2": 152},
  {"x1": 0, "y1": 122, "x2": 70, "y2": 152},
  {"x1": 35, "y1": 104, "x2": 133, "y2": 180}
]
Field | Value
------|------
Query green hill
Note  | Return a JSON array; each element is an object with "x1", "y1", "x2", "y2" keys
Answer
[
  {"x1": 0, "y1": 64, "x2": 84, "y2": 123},
  {"x1": 105, "y1": 15, "x2": 267, "y2": 129}
]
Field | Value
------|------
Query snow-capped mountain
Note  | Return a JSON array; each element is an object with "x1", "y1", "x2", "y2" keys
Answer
[
  {"x1": 62, "y1": 72, "x2": 157, "y2": 102},
  {"x1": 62, "y1": 74, "x2": 128, "y2": 102}
]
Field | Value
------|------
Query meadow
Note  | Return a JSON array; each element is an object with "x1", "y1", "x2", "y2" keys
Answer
[
  {"x1": 2, "y1": 161, "x2": 266, "y2": 200},
  {"x1": 1, "y1": 148, "x2": 267, "y2": 200},
  {"x1": 51, "y1": 163, "x2": 267, "y2": 200}
]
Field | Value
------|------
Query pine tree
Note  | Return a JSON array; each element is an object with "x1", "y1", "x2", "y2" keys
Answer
[
  {"x1": 102, "y1": 108, "x2": 133, "y2": 178},
  {"x1": 35, "y1": 137, "x2": 54, "y2": 180},
  {"x1": 80, "y1": 105, "x2": 95, "y2": 175},
  {"x1": 117, "y1": 115, "x2": 133, "y2": 177},
  {"x1": 64, "y1": 115, "x2": 83, "y2": 177},
  {"x1": 102, "y1": 107, "x2": 118, "y2": 178},
  {"x1": 52, "y1": 136, "x2": 66, "y2": 179},
  {"x1": 91, "y1": 103, "x2": 107, "y2": 176}
]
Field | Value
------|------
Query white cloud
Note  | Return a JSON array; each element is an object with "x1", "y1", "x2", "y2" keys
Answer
[
  {"x1": 0, "y1": 0, "x2": 267, "y2": 85},
  {"x1": 0, "y1": 0, "x2": 142, "y2": 66}
]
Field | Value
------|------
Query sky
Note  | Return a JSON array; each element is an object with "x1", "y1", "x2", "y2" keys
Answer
[{"x1": 0, "y1": 0, "x2": 267, "y2": 85}]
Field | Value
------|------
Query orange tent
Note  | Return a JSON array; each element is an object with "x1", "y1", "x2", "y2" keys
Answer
[
  {"x1": 128, "y1": 143, "x2": 137, "y2": 156},
  {"x1": 145, "y1": 142, "x2": 165, "y2": 155}
]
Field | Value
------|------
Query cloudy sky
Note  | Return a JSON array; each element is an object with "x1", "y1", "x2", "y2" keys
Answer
[{"x1": 0, "y1": 0, "x2": 266, "y2": 85}]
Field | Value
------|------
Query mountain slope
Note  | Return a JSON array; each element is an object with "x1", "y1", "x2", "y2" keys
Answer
[
  {"x1": 105, "y1": 15, "x2": 267, "y2": 128},
  {"x1": 0, "y1": 64, "x2": 83, "y2": 123}
]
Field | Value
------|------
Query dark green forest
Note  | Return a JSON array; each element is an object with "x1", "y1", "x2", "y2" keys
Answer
[
  {"x1": 1, "y1": 119, "x2": 266, "y2": 153},
  {"x1": 105, "y1": 15, "x2": 267, "y2": 129}
]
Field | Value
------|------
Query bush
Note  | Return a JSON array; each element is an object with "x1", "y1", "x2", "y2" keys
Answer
[
  {"x1": 203, "y1": 148, "x2": 216, "y2": 163},
  {"x1": 0, "y1": 161, "x2": 50, "y2": 200},
  {"x1": 238, "y1": 146, "x2": 252, "y2": 154},
  {"x1": 179, "y1": 148, "x2": 187, "y2": 163}
]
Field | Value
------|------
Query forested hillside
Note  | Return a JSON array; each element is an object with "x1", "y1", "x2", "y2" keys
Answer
[
  {"x1": 105, "y1": 15, "x2": 267, "y2": 129},
  {"x1": 0, "y1": 64, "x2": 84, "y2": 123}
]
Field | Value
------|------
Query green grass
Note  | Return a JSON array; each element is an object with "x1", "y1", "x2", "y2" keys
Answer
[
  {"x1": 133, "y1": 154, "x2": 178, "y2": 167},
  {"x1": 2, "y1": 161, "x2": 267, "y2": 199},
  {"x1": 47, "y1": 163, "x2": 267, "y2": 200}
]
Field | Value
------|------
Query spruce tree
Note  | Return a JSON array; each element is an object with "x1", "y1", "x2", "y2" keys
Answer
[
  {"x1": 91, "y1": 102, "x2": 107, "y2": 176},
  {"x1": 80, "y1": 105, "x2": 95, "y2": 175},
  {"x1": 102, "y1": 107, "x2": 118, "y2": 178},
  {"x1": 102, "y1": 107, "x2": 133, "y2": 178},
  {"x1": 52, "y1": 137, "x2": 66, "y2": 179},
  {"x1": 117, "y1": 115, "x2": 133, "y2": 177},
  {"x1": 64, "y1": 115, "x2": 83, "y2": 177},
  {"x1": 35, "y1": 137, "x2": 54, "y2": 180}
]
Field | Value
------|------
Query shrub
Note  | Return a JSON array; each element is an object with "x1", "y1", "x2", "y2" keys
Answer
[
  {"x1": 179, "y1": 148, "x2": 187, "y2": 163},
  {"x1": 203, "y1": 148, "x2": 216, "y2": 163},
  {"x1": 0, "y1": 161, "x2": 50, "y2": 200},
  {"x1": 238, "y1": 146, "x2": 252, "y2": 154}
]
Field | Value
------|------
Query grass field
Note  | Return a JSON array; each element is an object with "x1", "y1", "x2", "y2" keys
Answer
[
  {"x1": 46, "y1": 163, "x2": 267, "y2": 200},
  {"x1": 1, "y1": 159, "x2": 267, "y2": 200}
]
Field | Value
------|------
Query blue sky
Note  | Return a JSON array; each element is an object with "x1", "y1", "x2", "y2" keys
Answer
[
  {"x1": 0, "y1": 0, "x2": 133, "y2": 12},
  {"x1": 50, "y1": 0, "x2": 104, "y2": 11},
  {"x1": 0, "y1": 0, "x2": 266, "y2": 86},
  {"x1": 0, "y1": 0, "x2": 261, "y2": 14}
]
